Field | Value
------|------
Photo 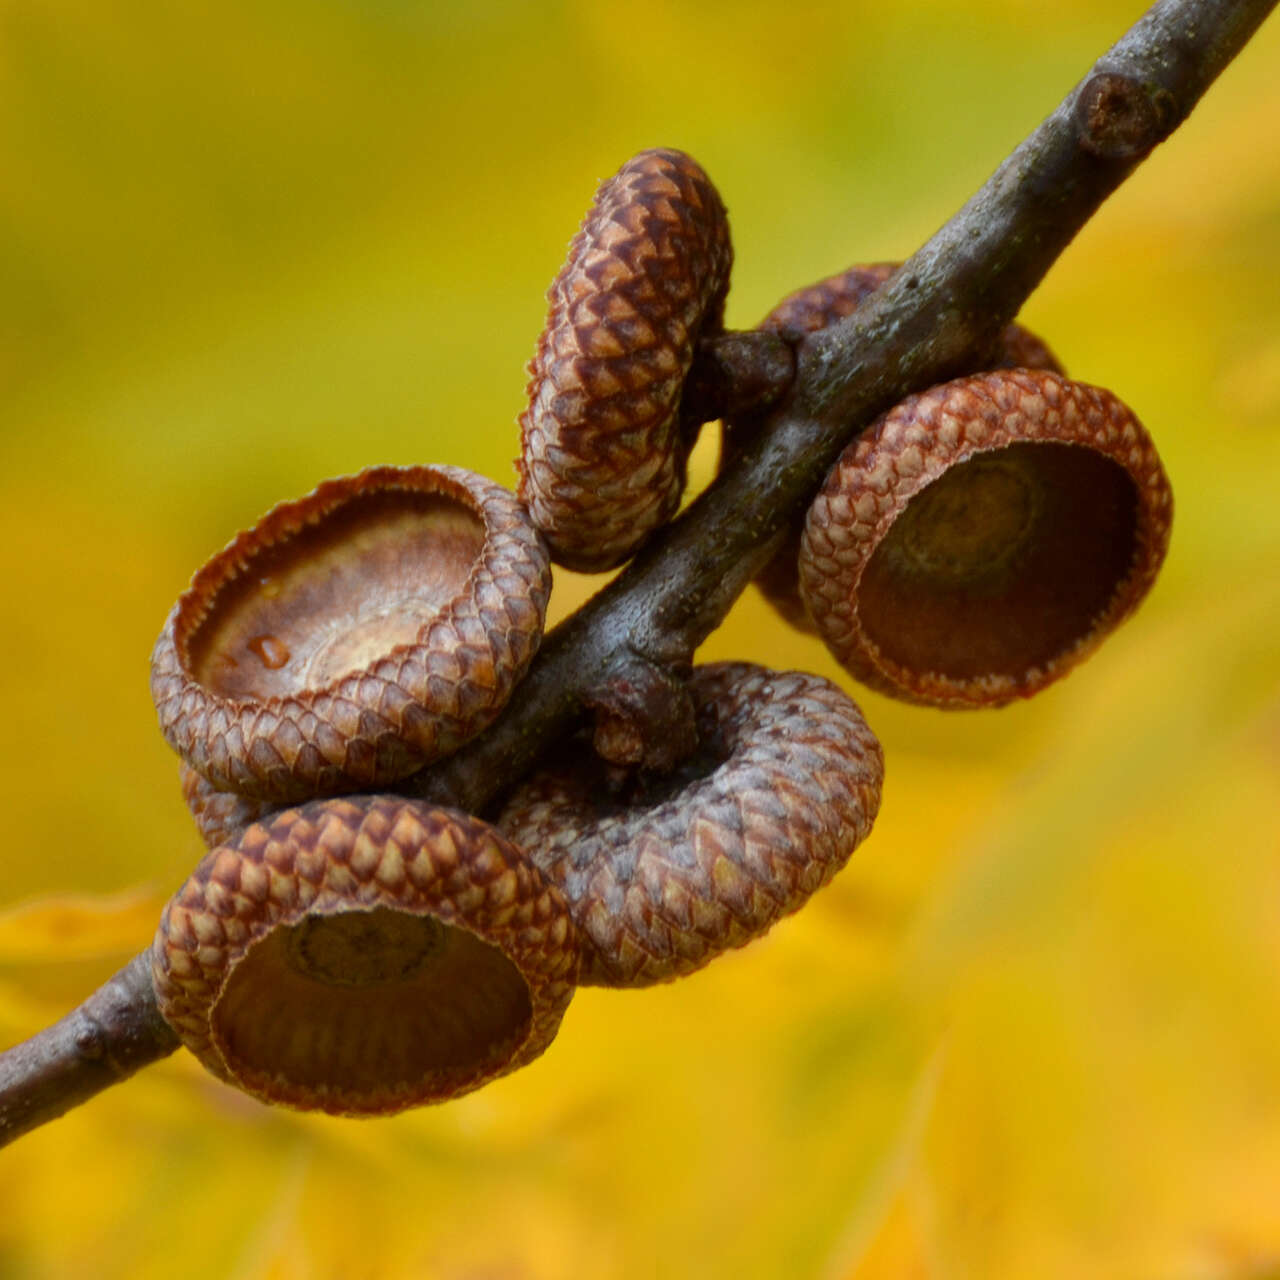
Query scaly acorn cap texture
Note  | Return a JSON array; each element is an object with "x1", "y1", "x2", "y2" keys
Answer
[
  {"x1": 497, "y1": 662, "x2": 883, "y2": 988},
  {"x1": 723, "y1": 262, "x2": 1063, "y2": 634},
  {"x1": 799, "y1": 368, "x2": 1174, "y2": 708},
  {"x1": 180, "y1": 763, "x2": 273, "y2": 849},
  {"x1": 518, "y1": 147, "x2": 733, "y2": 572},
  {"x1": 151, "y1": 795, "x2": 580, "y2": 1116},
  {"x1": 151, "y1": 464, "x2": 551, "y2": 802}
]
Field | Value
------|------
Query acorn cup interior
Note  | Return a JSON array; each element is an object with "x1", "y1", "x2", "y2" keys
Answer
[
  {"x1": 213, "y1": 905, "x2": 533, "y2": 1104},
  {"x1": 859, "y1": 440, "x2": 1139, "y2": 683},
  {"x1": 183, "y1": 486, "x2": 486, "y2": 703},
  {"x1": 152, "y1": 463, "x2": 554, "y2": 801},
  {"x1": 153, "y1": 796, "x2": 581, "y2": 1115}
]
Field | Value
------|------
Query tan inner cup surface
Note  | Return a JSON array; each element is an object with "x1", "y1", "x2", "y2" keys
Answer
[
  {"x1": 858, "y1": 442, "x2": 1139, "y2": 682},
  {"x1": 188, "y1": 491, "x2": 487, "y2": 700},
  {"x1": 212, "y1": 906, "x2": 533, "y2": 1096}
]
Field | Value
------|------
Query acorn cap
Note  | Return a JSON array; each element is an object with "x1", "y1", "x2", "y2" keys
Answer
[
  {"x1": 180, "y1": 762, "x2": 273, "y2": 850},
  {"x1": 151, "y1": 795, "x2": 579, "y2": 1115},
  {"x1": 497, "y1": 662, "x2": 883, "y2": 988},
  {"x1": 518, "y1": 148, "x2": 733, "y2": 572},
  {"x1": 724, "y1": 262, "x2": 1063, "y2": 634},
  {"x1": 799, "y1": 369, "x2": 1174, "y2": 707},
  {"x1": 151, "y1": 464, "x2": 551, "y2": 802}
]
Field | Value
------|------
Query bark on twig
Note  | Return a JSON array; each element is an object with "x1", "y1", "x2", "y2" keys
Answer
[
  {"x1": 1, "y1": 0, "x2": 1273, "y2": 1148},
  {"x1": 413, "y1": 0, "x2": 1277, "y2": 817},
  {"x1": 0, "y1": 954, "x2": 178, "y2": 1147}
]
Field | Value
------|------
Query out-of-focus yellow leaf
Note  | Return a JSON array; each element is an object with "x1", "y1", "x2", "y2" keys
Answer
[{"x1": 0, "y1": 890, "x2": 165, "y2": 964}]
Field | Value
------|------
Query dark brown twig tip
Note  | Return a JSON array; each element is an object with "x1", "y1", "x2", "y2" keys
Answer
[{"x1": 1077, "y1": 72, "x2": 1178, "y2": 159}]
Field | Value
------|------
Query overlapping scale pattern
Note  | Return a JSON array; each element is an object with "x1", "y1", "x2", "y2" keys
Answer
[
  {"x1": 724, "y1": 262, "x2": 1064, "y2": 633},
  {"x1": 799, "y1": 368, "x2": 1173, "y2": 706},
  {"x1": 179, "y1": 763, "x2": 271, "y2": 849},
  {"x1": 152, "y1": 795, "x2": 580, "y2": 1115},
  {"x1": 518, "y1": 148, "x2": 732, "y2": 571},
  {"x1": 151, "y1": 465, "x2": 551, "y2": 802},
  {"x1": 498, "y1": 663, "x2": 883, "y2": 988}
]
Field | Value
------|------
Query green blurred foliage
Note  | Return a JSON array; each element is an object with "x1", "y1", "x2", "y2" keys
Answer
[{"x1": 1, "y1": 1, "x2": 1278, "y2": 1276}]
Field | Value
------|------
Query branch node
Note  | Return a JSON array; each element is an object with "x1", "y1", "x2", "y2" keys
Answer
[
  {"x1": 74, "y1": 1023, "x2": 106, "y2": 1062},
  {"x1": 584, "y1": 654, "x2": 697, "y2": 771},
  {"x1": 682, "y1": 329, "x2": 797, "y2": 426},
  {"x1": 1076, "y1": 71, "x2": 1177, "y2": 159}
]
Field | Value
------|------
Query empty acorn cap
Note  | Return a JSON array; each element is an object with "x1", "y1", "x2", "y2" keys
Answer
[
  {"x1": 799, "y1": 369, "x2": 1174, "y2": 707},
  {"x1": 722, "y1": 262, "x2": 1063, "y2": 635},
  {"x1": 151, "y1": 464, "x2": 551, "y2": 802},
  {"x1": 497, "y1": 662, "x2": 883, "y2": 988},
  {"x1": 518, "y1": 148, "x2": 733, "y2": 572},
  {"x1": 151, "y1": 795, "x2": 579, "y2": 1115}
]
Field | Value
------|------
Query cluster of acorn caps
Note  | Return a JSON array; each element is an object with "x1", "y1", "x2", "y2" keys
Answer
[{"x1": 148, "y1": 149, "x2": 1172, "y2": 1117}]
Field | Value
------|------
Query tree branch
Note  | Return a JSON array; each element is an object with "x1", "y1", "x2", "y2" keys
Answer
[
  {"x1": 414, "y1": 0, "x2": 1277, "y2": 816},
  {"x1": 0, "y1": 954, "x2": 178, "y2": 1147},
  {"x1": 1, "y1": 0, "x2": 1273, "y2": 1148}
]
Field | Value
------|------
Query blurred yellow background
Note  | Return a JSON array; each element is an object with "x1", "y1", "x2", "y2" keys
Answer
[{"x1": 2, "y1": 1, "x2": 1279, "y2": 1276}]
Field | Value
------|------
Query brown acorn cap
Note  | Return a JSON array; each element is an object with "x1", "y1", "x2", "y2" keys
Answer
[
  {"x1": 180, "y1": 763, "x2": 273, "y2": 849},
  {"x1": 151, "y1": 795, "x2": 580, "y2": 1115},
  {"x1": 723, "y1": 262, "x2": 1063, "y2": 634},
  {"x1": 497, "y1": 662, "x2": 883, "y2": 988},
  {"x1": 799, "y1": 369, "x2": 1174, "y2": 708},
  {"x1": 151, "y1": 465, "x2": 551, "y2": 802},
  {"x1": 518, "y1": 148, "x2": 733, "y2": 572}
]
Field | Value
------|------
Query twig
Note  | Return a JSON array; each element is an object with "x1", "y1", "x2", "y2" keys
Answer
[
  {"x1": 0, "y1": 954, "x2": 178, "y2": 1147},
  {"x1": 1, "y1": 0, "x2": 1273, "y2": 1149},
  {"x1": 413, "y1": 0, "x2": 1277, "y2": 816}
]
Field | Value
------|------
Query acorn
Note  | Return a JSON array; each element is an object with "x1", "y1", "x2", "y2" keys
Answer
[
  {"x1": 497, "y1": 662, "x2": 883, "y2": 988},
  {"x1": 799, "y1": 368, "x2": 1173, "y2": 707},
  {"x1": 151, "y1": 795, "x2": 580, "y2": 1115},
  {"x1": 518, "y1": 147, "x2": 733, "y2": 572},
  {"x1": 722, "y1": 262, "x2": 1064, "y2": 633},
  {"x1": 151, "y1": 464, "x2": 551, "y2": 802}
]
